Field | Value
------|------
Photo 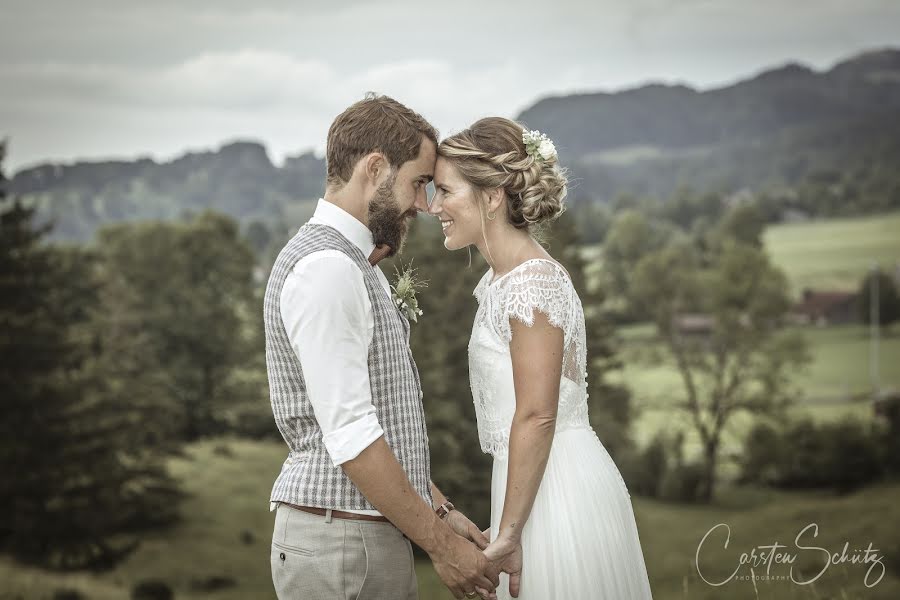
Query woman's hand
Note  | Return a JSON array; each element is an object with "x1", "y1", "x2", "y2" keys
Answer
[{"x1": 483, "y1": 532, "x2": 523, "y2": 598}]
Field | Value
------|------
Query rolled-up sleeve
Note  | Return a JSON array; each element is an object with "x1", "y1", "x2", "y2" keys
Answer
[{"x1": 280, "y1": 251, "x2": 384, "y2": 466}]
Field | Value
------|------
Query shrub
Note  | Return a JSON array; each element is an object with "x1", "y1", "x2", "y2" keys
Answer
[
  {"x1": 620, "y1": 430, "x2": 708, "y2": 502},
  {"x1": 131, "y1": 580, "x2": 174, "y2": 600},
  {"x1": 619, "y1": 435, "x2": 668, "y2": 497},
  {"x1": 740, "y1": 418, "x2": 883, "y2": 493},
  {"x1": 659, "y1": 461, "x2": 706, "y2": 503}
]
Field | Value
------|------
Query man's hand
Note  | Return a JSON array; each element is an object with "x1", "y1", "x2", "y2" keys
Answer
[
  {"x1": 445, "y1": 510, "x2": 490, "y2": 550},
  {"x1": 483, "y1": 533, "x2": 523, "y2": 598},
  {"x1": 429, "y1": 533, "x2": 500, "y2": 600}
]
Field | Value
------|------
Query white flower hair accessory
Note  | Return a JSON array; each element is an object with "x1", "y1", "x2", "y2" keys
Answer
[{"x1": 522, "y1": 129, "x2": 557, "y2": 162}]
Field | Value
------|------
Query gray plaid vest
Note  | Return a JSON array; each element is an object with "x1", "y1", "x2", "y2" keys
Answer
[{"x1": 264, "y1": 223, "x2": 432, "y2": 510}]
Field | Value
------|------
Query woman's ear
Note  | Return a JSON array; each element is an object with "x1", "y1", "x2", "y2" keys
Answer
[{"x1": 486, "y1": 187, "x2": 505, "y2": 215}]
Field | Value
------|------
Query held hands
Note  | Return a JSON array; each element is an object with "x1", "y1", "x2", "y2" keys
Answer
[
  {"x1": 429, "y1": 524, "x2": 500, "y2": 600},
  {"x1": 444, "y1": 509, "x2": 522, "y2": 599},
  {"x1": 481, "y1": 529, "x2": 523, "y2": 598}
]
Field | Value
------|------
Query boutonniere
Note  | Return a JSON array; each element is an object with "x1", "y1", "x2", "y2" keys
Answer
[{"x1": 391, "y1": 262, "x2": 428, "y2": 323}]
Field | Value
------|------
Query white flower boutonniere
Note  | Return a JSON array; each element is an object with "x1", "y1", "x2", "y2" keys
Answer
[{"x1": 392, "y1": 262, "x2": 428, "y2": 323}]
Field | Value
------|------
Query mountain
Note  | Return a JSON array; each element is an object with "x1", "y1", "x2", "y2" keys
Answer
[
  {"x1": 8, "y1": 48, "x2": 900, "y2": 242},
  {"x1": 10, "y1": 141, "x2": 326, "y2": 241},
  {"x1": 516, "y1": 48, "x2": 900, "y2": 203},
  {"x1": 519, "y1": 50, "x2": 900, "y2": 155}
]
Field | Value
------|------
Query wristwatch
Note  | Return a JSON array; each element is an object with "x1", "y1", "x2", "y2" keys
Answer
[{"x1": 435, "y1": 499, "x2": 456, "y2": 520}]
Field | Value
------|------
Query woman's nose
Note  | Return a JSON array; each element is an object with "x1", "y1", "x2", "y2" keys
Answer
[{"x1": 428, "y1": 194, "x2": 442, "y2": 215}]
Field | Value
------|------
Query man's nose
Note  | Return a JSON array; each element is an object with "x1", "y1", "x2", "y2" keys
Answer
[{"x1": 411, "y1": 186, "x2": 430, "y2": 213}]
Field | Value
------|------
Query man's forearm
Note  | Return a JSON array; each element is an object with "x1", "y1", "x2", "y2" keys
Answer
[
  {"x1": 342, "y1": 436, "x2": 451, "y2": 555},
  {"x1": 430, "y1": 480, "x2": 449, "y2": 510}
]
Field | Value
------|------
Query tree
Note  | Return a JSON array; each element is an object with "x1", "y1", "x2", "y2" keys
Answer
[
  {"x1": 94, "y1": 211, "x2": 259, "y2": 441},
  {"x1": 630, "y1": 232, "x2": 809, "y2": 502},
  {"x1": 657, "y1": 187, "x2": 725, "y2": 232},
  {"x1": 566, "y1": 201, "x2": 612, "y2": 244},
  {"x1": 244, "y1": 219, "x2": 272, "y2": 256},
  {"x1": 0, "y1": 141, "x2": 181, "y2": 570},
  {"x1": 602, "y1": 210, "x2": 674, "y2": 315},
  {"x1": 858, "y1": 268, "x2": 900, "y2": 327},
  {"x1": 711, "y1": 201, "x2": 765, "y2": 248}
]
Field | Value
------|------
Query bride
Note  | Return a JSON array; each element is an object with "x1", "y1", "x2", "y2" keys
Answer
[{"x1": 428, "y1": 117, "x2": 654, "y2": 599}]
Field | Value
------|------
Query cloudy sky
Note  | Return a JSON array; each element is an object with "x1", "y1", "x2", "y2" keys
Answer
[{"x1": 1, "y1": 0, "x2": 898, "y2": 171}]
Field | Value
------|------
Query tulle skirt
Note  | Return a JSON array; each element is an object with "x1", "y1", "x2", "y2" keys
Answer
[{"x1": 488, "y1": 427, "x2": 654, "y2": 599}]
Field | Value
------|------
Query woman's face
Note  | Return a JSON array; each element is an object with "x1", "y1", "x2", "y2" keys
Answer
[{"x1": 429, "y1": 157, "x2": 485, "y2": 251}]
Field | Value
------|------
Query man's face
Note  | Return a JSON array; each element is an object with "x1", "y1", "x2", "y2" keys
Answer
[{"x1": 367, "y1": 137, "x2": 436, "y2": 256}]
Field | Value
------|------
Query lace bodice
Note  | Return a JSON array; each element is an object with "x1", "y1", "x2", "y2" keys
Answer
[{"x1": 469, "y1": 258, "x2": 591, "y2": 459}]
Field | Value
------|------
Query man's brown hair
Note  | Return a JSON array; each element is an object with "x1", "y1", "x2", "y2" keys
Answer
[{"x1": 326, "y1": 92, "x2": 438, "y2": 188}]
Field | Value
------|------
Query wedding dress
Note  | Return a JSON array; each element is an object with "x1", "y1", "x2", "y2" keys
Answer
[{"x1": 469, "y1": 258, "x2": 653, "y2": 599}]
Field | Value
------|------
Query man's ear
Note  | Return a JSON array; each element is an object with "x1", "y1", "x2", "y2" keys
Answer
[{"x1": 363, "y1": 152, "x2": 388, "y2": 185}]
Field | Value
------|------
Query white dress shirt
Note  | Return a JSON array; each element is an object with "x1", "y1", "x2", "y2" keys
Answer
[{"x1": 272, "y1": 199, "x2": 392, "y2": 515}]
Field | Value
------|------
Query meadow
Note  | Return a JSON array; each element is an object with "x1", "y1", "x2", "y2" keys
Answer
[
  {"x1": 763, "y1": 211, "x2": 900, "y2": 297},
  {"x1": 601, "y1": 211, "x2": 900, "y2": 464},
  {"x1": 581, "y1": 211, "x2": 900, "y2": 298},
  {"x1": 2, "y1": 214, "x2": 898, "y2": 599},
  {"x1": 2, "y1": 436, "x2": 898, "y2": 600}
]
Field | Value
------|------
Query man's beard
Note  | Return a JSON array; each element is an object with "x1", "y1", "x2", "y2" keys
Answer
[{"x1": 368, "y1": 174, "x2": 416, "y2": 258}]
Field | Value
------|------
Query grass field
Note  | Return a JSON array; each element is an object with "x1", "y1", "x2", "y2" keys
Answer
[
  {"x1": 611, "y1": 323, "x2": 899, "y2": 468},
  {"x1": 582, "y1": 211, "x2": 900, "y2": 298},
  {"x1": 763, "y1": 211, "x2": 900, "y2": 297},
  {"x1": 2, "y1": 437, "x2": 898, "y2": 600},
  {"x1": 617, "y1": 324, "x2": 900, "y2": 404}
]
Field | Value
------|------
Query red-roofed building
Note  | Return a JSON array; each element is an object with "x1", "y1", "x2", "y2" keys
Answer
[{"x1": 791, "y1": 289, "x2": 858, "y2": 326}]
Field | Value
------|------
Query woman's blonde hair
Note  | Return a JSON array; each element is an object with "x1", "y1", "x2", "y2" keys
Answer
[{"x1": 437, "y1": 117, "x2": 568, "y2": 229}]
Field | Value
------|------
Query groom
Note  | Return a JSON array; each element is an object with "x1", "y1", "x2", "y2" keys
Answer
[{"x1": 264, "y1": 93, "x2": 500, "y2": 600}]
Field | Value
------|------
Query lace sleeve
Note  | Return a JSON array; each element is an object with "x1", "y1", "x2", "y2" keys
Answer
[
  {"x1": 473, "y1": 269, "x2": 492, "y2": 305},
  {"x1": 492, "y1": 259, "x2": 573, "y2": 344}
]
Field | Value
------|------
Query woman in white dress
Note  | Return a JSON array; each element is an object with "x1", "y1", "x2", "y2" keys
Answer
[{"x1": 428, "y1": 117, "x2": 653, "y2": 599}]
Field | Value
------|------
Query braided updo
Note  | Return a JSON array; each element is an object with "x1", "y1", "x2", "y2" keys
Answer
[{"x1": 437, "y1": 117, "x2": 567, "y2": 228}]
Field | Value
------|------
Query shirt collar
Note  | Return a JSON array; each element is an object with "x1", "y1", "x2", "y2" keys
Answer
[{"x1": 309, "y1": 198, "x2": 375, "y2": 258}]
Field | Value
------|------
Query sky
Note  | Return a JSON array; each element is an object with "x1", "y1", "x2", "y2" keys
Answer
[{"x1": 1, "y1": 0, "x2": 898, "y2": 171}]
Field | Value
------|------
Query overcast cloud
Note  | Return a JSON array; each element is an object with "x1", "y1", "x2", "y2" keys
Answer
[{"x1": 1, "y1": 0, "x2": 898, "y2": 170}]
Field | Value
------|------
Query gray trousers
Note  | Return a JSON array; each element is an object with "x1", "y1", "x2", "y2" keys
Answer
[{"x1": 270, "y1": 502, "x2": 419, "y2": 600}]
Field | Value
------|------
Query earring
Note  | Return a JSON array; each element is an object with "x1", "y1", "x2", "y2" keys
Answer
[{"x1": 487, "y1": 210, "x2": 496, "y2": 221}]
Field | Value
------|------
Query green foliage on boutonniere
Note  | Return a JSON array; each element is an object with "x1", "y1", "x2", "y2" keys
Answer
[{"x1": 392, "y1": 262, "x2": 428, "y2": 323}]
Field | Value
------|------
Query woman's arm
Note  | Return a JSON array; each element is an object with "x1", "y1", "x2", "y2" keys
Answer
[{"x1": 484, "y1": 309, "x2": 563, "y2": 596}]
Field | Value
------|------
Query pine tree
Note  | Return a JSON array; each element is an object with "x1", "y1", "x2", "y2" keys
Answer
[{"x1": 0, "y1": 142, "x2": 182, "y2": 570}]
